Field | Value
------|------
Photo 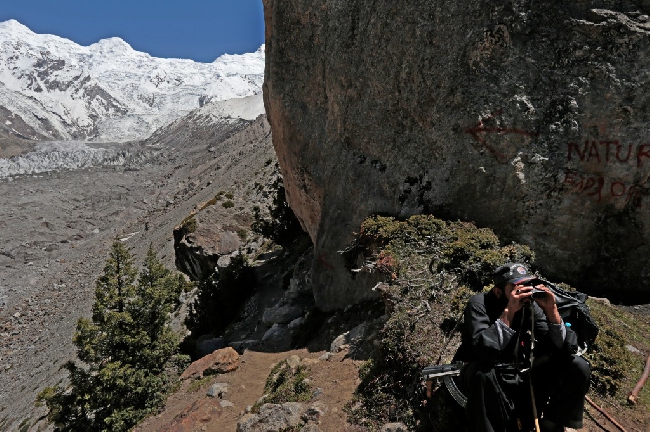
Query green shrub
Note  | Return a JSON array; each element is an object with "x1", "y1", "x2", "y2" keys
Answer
[
  {"x1": 252, "y1": 360, "x2": 313, "y2": 413},
  {"x1": 222, "y1": 200, "x2": 234, "y2": 209},
  {"x1": 252, "y1": 179, "x2": 303, "y2": 247},
  {"x1": 584, "y1": 300, "x2": 646, "y2": 399},
  {"x1": 185, "y1": 253, "x2": 257, "y2": 337},
  {"x1": 346, "y1": 214, "x2": 650, "y2": 430},
  {"x1": 225, "y1": 192, "x2": 234, "y2": 200},
  {"x1": 181, "y1": 216, "x2": 197, "y2": 234},
  {"x1": 346, "y1": 215, "x2": 534, "y2": 430}
]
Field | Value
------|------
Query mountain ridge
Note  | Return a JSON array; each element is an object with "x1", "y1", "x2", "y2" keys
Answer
[{"x1": 0, "y1": 19, "x2": 265, "y2": 143}]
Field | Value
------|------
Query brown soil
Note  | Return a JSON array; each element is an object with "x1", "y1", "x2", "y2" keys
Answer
[
  {"x1": 135, "y1": 349, "x2": 365, "y2": 432},
  {"x1": 582, "y1": 394, "x2": 649, "y2": 432}
]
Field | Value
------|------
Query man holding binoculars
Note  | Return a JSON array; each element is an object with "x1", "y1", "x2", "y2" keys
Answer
[{"x1": 454, "y1": 263, "x2": 591, "y2": 432}]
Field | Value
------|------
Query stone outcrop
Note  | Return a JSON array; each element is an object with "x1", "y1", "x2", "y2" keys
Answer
[
  {"x1": 237, "y1": 402, "x2": 326, "y2": 432},
  {"x1": 180, "y1": 347, "x2": 241, "y2": 380},
  {"x1": 263, "y1": 1, "x2": 650, "y2": 306},
  {"x1": 173, "y1": 212, "x2": 244, "y2": 281},
  {"x1": 170, "y1": 113, "x2": 277, "y2": 281}
]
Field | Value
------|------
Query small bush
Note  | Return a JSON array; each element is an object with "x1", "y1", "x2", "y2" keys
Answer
[
  {"x1": 185, "y1": 253, "x2": 257, "y2": 337},
  {"x1": 181, "y1": 216, "x2": 197, "y2": 234},
  {"x1": 346, "y1": 214, "x2": 650, "y2": 430},
  {"x1": 170, "y1": 354, "x2": 192, "y2": 374},
  {"x1": 346, "y1": 215, "x2": 534, "y2": 430},
  {"x1": 225, "y1": 192, "x2": 234, "y2": 200},
  {"x1": 584, "y1": 300, "x2": 645, "y2": 398},
  {"x1": 252, "y1": 179, "x2": 303, "y2": 246},
  {"x1": 253, "y1": 360, "x2": 313, "y2": 412},
  {"x1": 222, "y1": 200, "x2": 235, "y2": 209},
  {"x1": 187, "y1": 376, "x2": 213, "y2": 393}
]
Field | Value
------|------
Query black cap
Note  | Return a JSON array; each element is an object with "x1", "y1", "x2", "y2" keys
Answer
[{"x1": 493, "y1": 263, "x2": 537, "y2": 287}]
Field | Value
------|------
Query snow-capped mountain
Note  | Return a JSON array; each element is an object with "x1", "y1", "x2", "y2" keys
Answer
[{"x1": 0, "y1": 19, "x2": 264, "y2": 142}]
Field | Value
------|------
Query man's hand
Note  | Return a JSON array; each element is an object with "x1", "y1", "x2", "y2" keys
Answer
[
  {"x1": 499, "y1": 284, "x2": 533, "y2": 327},
  {"x1": 532, "y1": 284, "x2": 562, "y2": 324}
]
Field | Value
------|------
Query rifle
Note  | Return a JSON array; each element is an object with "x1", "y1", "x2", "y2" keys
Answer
[{"x1": 421, "y1": 361, "x2": 466, "y2": 407}]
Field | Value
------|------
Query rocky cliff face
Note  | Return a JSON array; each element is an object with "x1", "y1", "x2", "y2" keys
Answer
[
  {"x1": 162, "y1": 100, "x2": 277, "y2": 282},
  {"x1": 263, "y1": 0, "x2": 650, "y2": 308}
]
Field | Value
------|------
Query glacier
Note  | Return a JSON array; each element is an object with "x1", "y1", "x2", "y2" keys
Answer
[{"x1": 0, "y1": 93, "x2": 267, "y2": 179}]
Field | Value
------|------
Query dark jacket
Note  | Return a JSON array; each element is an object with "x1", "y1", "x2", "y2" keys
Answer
[
  {"x1": 455, "y1": 290, "x2": 579, "y2": 364},
  {"x1": 455, "y1": 290, "x2": 589, "y2": 432}
]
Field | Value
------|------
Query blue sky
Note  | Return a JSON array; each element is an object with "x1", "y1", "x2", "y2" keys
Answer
[{"x1": 0, "y1": 0, "x2": 265, "y2": 63}]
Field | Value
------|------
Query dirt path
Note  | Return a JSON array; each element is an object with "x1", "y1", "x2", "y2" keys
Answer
[{"x1": 135, "y1": 349, "x2": 364, "y2": 432}]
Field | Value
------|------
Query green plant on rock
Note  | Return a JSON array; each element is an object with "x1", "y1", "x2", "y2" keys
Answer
[
  {"x1": 222, "y1": 200, "x2": 235, "y2": 209},
  {"x1": 584, "y1": 300, "x2": 642, "y2": 399},
  {"x1": 180, "y1": 216, "x2": 197, "y2": 234},
  {"x1": 252, "y1": 359, "x2": 313, "y2": 413},
  {"x1": 36, "y1": 243, "x2": 186, "y2": 432},
  {"x1": 252, "y1": 178, "x2": 303, "y2": 247},
  {"x1": 358, "y1": 215, "x2": 533, "y2": 290},
  {"x1": 346, "y1": 214, "x2": 534, "y2": 430},
  {"x1": 347, "y1": 214, "x2": 650, "y2": 430},
  {"x1": 237, "y1": 228, "x2": 248, "y2": 241},
  {"x1": 185, "y1": 252, "x2": 257, "y2": 337}
]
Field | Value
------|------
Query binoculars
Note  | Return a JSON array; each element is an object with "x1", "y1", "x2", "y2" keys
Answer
[{"x1": 530, "y1": 287, "x2": 547, "y2": 299}]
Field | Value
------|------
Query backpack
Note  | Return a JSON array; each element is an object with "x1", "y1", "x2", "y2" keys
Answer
[{"x1": 538, "y1": 278, "x2": 599, "y2": 353}]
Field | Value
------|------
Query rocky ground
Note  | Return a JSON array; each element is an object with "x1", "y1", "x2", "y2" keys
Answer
[
  {"x1": 135, "y1": 348, "x2": 366, "y2": 432},
  {"x1": 0, "y1": 114, "x2": 276, "y2": 431},
  {"x1": 134, "y1": 233, "x2": 384, "y2": 432}
]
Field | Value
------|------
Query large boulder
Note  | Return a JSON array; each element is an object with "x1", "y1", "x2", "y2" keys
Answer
[
  {"x1": 173, "y1": 208, "x2": 244, "y2": 282},
  {"x1": 263, "y1": 0, "x2": 650, "y2": 307},
  {"x1": 180, "y1": 347, "x2": 241, "y2": 380}
]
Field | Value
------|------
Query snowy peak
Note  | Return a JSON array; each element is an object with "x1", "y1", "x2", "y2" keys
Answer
[
  {"x1": 89, "y1": 37, "x2": 135, "y2": 57},
  {"x1": 0, "y1": 19, "x2": 31, "y2": 32},
  {"x1": 0, "y1": 20, "x2": 265, "y2": 142}
]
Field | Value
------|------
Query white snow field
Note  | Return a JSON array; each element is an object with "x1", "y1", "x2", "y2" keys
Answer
[{"x1": 0, "y1": 19, "x2": 265, "y2": 142}]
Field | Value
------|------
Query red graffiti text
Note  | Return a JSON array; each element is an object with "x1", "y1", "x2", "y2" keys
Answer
[
  {"x1": 567, "y1": 140, "x2": 650, "y2": 168},
  {"x1": 564, "y1": 169, "x2": 648, "y2": 207}
]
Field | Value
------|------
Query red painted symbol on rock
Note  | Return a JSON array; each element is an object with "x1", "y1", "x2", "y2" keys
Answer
[{"x1": 466, "y1": 110, "x2": 539, "y2": 162}]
